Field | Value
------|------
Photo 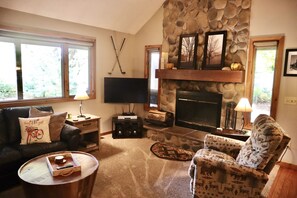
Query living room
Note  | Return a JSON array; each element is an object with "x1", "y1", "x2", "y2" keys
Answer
[{"x1": 0, "y1": 0, "x2": 296, "y2": 197}]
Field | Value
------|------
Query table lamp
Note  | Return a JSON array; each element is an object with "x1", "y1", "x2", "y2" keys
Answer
[
  {"x1": 234, "y1": 97, "x2": 252, "y2": 131},
  {"x1": 74, "y1": 90, "x2": 89, "y2": 118}
]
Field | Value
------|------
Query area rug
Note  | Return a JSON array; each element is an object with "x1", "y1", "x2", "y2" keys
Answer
[{"x1": 150, "y1": 142, "x2": 195, "y2": 161}]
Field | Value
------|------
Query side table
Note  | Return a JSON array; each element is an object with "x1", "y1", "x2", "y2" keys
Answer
[
  {"x1": 66, "y1": 114, "x2": 101, "y2": 152},
  {"x1": 18, "y1": 151, "x2": 99, "y2": 198}
]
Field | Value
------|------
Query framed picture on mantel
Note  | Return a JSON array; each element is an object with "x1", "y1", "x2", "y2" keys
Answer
[
  {"x1": 202, "y1": 30, "x2": 227, "y2": 70},
  {"x1": 177, "y1": 33, "x2": 198, "y2": 70}
]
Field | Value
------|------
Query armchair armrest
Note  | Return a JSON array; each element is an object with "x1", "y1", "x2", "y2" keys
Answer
[
  {"x1": 60, "y1": 123, "x2": 81, "y2": 150},
  {"x1": 193, "y1": 153, "x2": 268, "y2": 182},
  {"x1": 204, "y1": 134, "x2": 245, "y2": 158}
]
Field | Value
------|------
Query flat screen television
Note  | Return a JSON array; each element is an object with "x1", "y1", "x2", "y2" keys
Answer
[{"x1": 104, "y1": 77, "x2": 148, "y2": 103}]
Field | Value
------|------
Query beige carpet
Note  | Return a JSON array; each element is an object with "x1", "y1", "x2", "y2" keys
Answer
[
  {"x1": 0, "y1": 134, "x2": 278, "y2": 198},
  {"x1": 91, "y1": 135, "x2": 192, "y2": 198}
]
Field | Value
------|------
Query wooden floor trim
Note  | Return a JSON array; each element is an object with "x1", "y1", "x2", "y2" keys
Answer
[
  {"x1": 100, "y1": 131, "x2": 112, "y2": 136},
  {"x1": 278, "y1": 161, "x2": 297, "y2": 171},
  {"x1": 268, "y1": 162, "x2": 297, "y2": 198}
]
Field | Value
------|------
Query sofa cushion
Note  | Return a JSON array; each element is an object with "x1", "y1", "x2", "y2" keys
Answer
[
  {"x1": 16, "y1": 142, "x2": 67, "y2": 158},
  {"x1": 48, "y1": 112, "x2": 67, "y2": 141},
  {"x1": 236, "y1": 114, "x2": 283, "y2": 170},
  {"x1": 29, "y1": 107, "x2": 67, "y2": 141},
  {"x1": 0, "y1": 109, "x2": 8, "y2": 149},
  {"x1": 29, "y1": 106, "x2": 52, "y2": 117},
  {"x1": 19, "y1": 116, "x2": 51, "y2": 145},
  {"x1": 0, "y1": 146, "x2": 22, "y2": 166},
  {"x1": 2, "y1": 106, "x2": 53, "y2": 144}
]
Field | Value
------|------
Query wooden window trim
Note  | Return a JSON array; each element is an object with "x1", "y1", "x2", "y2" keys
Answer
[{"x1": 245, "y1": 35, "x2": 285, "y2": 126}]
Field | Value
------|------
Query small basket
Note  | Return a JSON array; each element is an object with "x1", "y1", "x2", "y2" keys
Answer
[{"x1": 46, "y1": 152, "x2": 81, "y2": 177}]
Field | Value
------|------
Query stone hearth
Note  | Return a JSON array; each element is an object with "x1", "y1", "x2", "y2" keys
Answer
[{"x1": 144, "y1": 124, "x2": 207, "y2": 152}]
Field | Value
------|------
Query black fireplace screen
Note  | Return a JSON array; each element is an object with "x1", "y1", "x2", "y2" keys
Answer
[{"x1": 175, "y1": 90, "x2": 222, "y2": 132}]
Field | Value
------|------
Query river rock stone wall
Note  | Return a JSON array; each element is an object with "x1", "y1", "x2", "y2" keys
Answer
[
  {"x1": 162, "y1": 0, "x2": 251, "y2": 68},
  {"x1": 159, "y1": 0, "x2": 251, "y2": 128}
]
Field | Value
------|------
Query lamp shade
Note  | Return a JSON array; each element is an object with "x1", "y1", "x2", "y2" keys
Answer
[
  {"x1": 74, "y1": 90, "x2": 90, "y2": 100},
  {"x1": 234, "y1": 97, "x2": 252, "y2": 112}
]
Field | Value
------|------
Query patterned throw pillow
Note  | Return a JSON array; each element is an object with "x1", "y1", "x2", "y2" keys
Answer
[
  {"x1": 19, "y1": 116, "x2": 51, "y2": 145},
  {"x1": 29, "y1": 107, "x2": 67, "y2": 141},
  {"x1": 236, "y1": 114, "x2": 283, "y2": 170}
]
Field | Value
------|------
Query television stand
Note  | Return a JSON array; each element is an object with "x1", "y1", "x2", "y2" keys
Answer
[{"x1": 112, "y1": 117, "x2": 143, "y2": 139}]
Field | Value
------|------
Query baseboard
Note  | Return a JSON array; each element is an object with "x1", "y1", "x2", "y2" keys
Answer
[
  {"x1": 100, "y1": 131, "x2": 112, "y2": 136},
  {"x1": 278, "y1": 161, "x2": 297, "y2": 171}
]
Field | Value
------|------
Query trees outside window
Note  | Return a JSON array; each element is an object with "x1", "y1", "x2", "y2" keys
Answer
[{"x1": 0, "y1": 28, "x2": 95, "y2": 107}]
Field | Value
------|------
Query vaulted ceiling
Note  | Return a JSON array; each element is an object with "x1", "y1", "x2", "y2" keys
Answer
[{"x1": 0, "y1": 0, "x2": 165, "y2": 35}]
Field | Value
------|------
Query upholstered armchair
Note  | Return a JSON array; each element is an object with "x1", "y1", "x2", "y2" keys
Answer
[{"x1": 188, "y1": 114, "x2": 290, "y2": 198}]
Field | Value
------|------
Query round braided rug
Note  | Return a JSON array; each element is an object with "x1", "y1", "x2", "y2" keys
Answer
[{"x1": 150, "y1": 142, "x2": 194, "y2": 161}]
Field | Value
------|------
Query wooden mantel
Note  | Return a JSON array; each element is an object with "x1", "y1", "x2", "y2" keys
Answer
[{"x1": 155, "y1": 69, "x2": 245, "y2": 83}]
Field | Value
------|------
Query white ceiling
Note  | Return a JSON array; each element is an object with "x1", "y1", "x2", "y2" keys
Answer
[{"x1": 0, "y1": 0, "x2": 164, "y2": 35}]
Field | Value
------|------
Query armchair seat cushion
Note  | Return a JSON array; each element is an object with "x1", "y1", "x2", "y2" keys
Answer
[{"x1": 189, "y1": 148, "x2": 235, "y2": 178}]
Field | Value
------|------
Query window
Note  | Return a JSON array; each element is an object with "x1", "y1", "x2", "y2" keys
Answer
[
  {"x1": 68, "y1": 47, "x2": 90, "y2": 95},
  {"x1": 144, "y1": 45, "x2": 161, "y2": 110},
  {"x1": 246, "y1": 36, "x2": 284, "y2": 125},
  {"x1": 21, "y1": 43, "x2": 62, "y2": 99},
  {"x1": 0, "y1": 28, "x2": 95, "y2": 107}
]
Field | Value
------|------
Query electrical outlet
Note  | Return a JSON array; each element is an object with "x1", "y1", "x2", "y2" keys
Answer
[{"x1": 284, "y1": 97, "x2": 297, "y2": 105}]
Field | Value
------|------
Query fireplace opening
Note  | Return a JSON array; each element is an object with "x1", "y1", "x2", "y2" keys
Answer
[{"x1": 175, "y1": 90, "x2": 222, "y2": 132}]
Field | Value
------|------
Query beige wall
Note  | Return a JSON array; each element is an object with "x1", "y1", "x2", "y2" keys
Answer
[
  {"x1": 134, "y1": 7, "x2": 163, "y2": 69},
  {"x1": 133, "y1": 7, "x2": 163, "y2": 117},
  {"x1": 250, "y1": 0, "x2": 297, "y2": 165}
]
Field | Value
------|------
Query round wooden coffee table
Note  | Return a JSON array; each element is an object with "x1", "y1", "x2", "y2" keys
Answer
[{"x1": 18, "y1": 151, "x2": 99, "y2": 198}]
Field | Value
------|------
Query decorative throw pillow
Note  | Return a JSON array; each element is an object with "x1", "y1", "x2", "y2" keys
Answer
[
  {"x1": 19, "y1": 116, "x2": 51, "y2": 145},
  {"x1": 29, "y1": 107, "x2": 67, "y2": 141},
  {"x1": 29, "y1": 107, "x2": 53, "y2": 118},
  {"x1": 49, "y1": 112, "x2": 67, "y2": 141}
]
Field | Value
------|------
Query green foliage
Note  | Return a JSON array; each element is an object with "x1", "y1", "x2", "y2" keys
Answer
[
  {"x1": 253, "y1": 87, "x2": 271, "y2": 104},
  {"x1": 0, "y1": 82, "x2": 16, "y2": 99}
]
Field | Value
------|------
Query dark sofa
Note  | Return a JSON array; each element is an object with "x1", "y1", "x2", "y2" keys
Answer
[{"x1": 0, "y1": 106, "x2": 81, "y2": 190}]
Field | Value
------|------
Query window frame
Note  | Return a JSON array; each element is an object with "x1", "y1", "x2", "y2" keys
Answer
[
  {"x1": 245, "y1": 35, "x2": 284, "y2": 127},
  {"x1": 144, "y1": 45, "x2": 162, "y2": 111},
  {"x1": 0, "y1": 25, "x2": 96, "y2": 108}
]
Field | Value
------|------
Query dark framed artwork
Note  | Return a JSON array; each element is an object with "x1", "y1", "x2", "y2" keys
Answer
[
  {"x1": 202, "y1": 30, "x2": 227, "y2": 70},
  {"x1": 177, "y1": 33, "x2": 198, "y2": 69},
  {"x1": 284, "y1": 49, "x2": 297, "y2": 76}
]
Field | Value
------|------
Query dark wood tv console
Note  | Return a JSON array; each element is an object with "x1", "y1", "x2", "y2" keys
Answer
[{"x1": 112, "y1": 117, "x2": 143, "y2": 139}]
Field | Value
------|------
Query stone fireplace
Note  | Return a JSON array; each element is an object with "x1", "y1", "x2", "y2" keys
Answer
[
  {"x1": 159, "y1": 79, "x2": 244, "y2": 129},
  {"x1": 144, "y1": 0, "x2": 251, "y2": 151},
  {"x1": 175, "y1": 90, "x2": 222, "y2": 131},
  {"x1": 158, "y1": 0, "x2": 251, "y2": 130}
]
